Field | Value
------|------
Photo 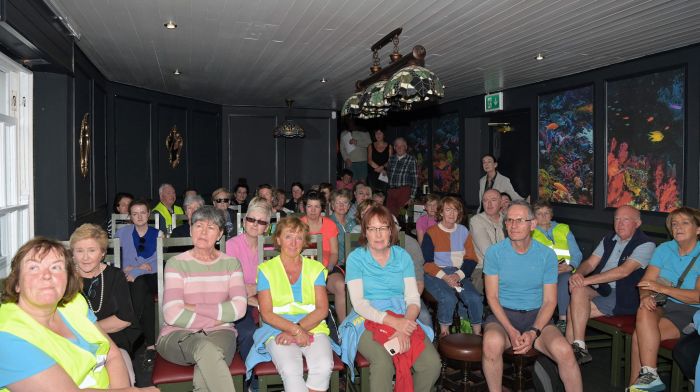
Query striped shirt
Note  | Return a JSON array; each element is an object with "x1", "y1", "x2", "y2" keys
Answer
[
  {"x1": 386, "y1": 153, "x2": 418, "y2": 198},
  {"x1": 159, "y1": 250, "x2": 248, "y2": 338}
]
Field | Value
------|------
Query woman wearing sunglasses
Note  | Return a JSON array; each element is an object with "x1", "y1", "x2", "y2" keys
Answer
[
  {"x1": 225, "y1": 197, "x2": 273, "y2": 360},
  {"x1": 212, "y1": 187, "x2": 236, "y2": 238},
  {"x1": 71, "y1": 223, "x2": 141, "y2": 385}
]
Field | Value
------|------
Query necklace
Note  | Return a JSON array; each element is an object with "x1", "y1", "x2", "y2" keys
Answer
[{"x1": 84, "y1": 268, "x2": 104, "y2": 314}]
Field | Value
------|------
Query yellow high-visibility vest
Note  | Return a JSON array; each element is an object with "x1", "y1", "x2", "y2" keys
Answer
[
  {"x1": 0, "y1": 295, "x2": 110, "y2": 390},
  {"x1": 532, "y1": 223, "x2": 572, "y2": 262},
  {"x1": 258, "y1": 255, "x2": 330, "y2": 335},
  {"x1": 152, "y1": 202, "x2": 184, "y2": 228}
]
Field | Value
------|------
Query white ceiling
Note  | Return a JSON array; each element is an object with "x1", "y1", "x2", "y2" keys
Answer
[{"x1": 48, "y1": 0, "x2": 700, "y2": 109}]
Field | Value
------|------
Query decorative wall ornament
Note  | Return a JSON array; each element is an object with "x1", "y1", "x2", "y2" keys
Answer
[
  {"x1": 79, "y1": 113, "x2": 90, "y2": 178},
  {"x1": 165, "y1": 125, "x2": 184, "y2": 168}
]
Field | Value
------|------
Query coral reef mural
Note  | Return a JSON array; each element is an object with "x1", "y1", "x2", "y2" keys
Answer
[
  {"x1": 606, "y1": 68, "x2": 684, "y2": 212},
  {"x1": 538, "y1": 85, "x2": 594, "y2": 205},
  {"x1": 406, "y1": 119, "x2": 430, "y2": 192},
  {"x1": 432, "y1": 113, "x2": 460, "y2": 193}
]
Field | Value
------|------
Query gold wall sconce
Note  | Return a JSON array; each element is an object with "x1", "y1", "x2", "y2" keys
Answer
[
  {"x1": 165, "y1": 125, "x2": 184, "y2": 168},
  {"x1": 79, "y1": 113, "x2": 90, "y2": 178}
]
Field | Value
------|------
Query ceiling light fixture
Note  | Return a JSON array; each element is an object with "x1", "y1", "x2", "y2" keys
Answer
[
  {"x1": 535, "y1": 53, "x2": 545, "y2": 61},
  {"x1": 164, "y1": 20, "x2": 178, "y2": 29},
  {"x1": 273, "y1": 99, "x2": 305, "y2": 138},
  {"x1": 173, "y1": 69, "x2": 181, "y2": 75},
  {"x1": 320, "y1": 77, "x2": 327, "y2": 83},
  {"x1": 343, "y1": 27, "x2": 444, "y2": 119}
]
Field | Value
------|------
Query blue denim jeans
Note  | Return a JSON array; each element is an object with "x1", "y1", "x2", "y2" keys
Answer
[
  {"x1": 424, "y1": 267, "x2": 483, "y2": 326},
  {"x1": 557, "y1": 272, "x2": 571, "y2": 317}
]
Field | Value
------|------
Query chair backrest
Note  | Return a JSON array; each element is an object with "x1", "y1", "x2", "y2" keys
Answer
[
  {"x1": 257, "y1": 234, "x2": 323, "y2": 265},
  {"x1": 229, "y1": 205, "x2": 241, "y2": 213},
  {"x1": 171, "y1": 214, "x2": 188, "y2": 229},
  {"x1": 344, "y1": 231, "x2": 406, "y2": 261},
  {"x1": 156, "y1": 235, "x2": 227, "y2": 328},
  {"x1": 60, "y1": 238, "x2": 121, "y2": 268},
  {"x1": 111, "y1": 212, "x2": 161, "y2": 232}
]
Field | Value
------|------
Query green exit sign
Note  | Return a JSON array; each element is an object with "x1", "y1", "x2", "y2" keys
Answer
[{"x1": 484, "y1": 92, "x2": 503, "y2": 112}]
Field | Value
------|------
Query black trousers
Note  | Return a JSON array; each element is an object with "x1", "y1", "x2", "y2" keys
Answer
[
  {"x1": 672, "y1": 331, "x2": 700, "y2": 380},
  {"x1": 130, "y1": 274, "x2": 157, "y2": 347}
]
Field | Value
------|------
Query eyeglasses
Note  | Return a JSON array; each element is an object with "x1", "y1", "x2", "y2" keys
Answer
[
  {"x1": 245, "y1": 216, "x2": 269, "y2": 226},
  {"x1": 137, "y1": 236, "x2": 146, "y2": 253},
  {"x1": 366, "y1": 226, "x2": 390, "y2": 234},
  {"x1": 504, "y1": 218, "x2": 534, "y2": 226},
  {"x1": 214, "y1": 198, "x2": 230, "y2": 203}
]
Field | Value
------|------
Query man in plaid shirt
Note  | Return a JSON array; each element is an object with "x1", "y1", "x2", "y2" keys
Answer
[{"x1": 385, "y1": 137, "x2": 417, "y2": 216}]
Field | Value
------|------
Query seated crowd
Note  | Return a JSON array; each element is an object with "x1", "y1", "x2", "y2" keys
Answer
[{"x1": 1, "y1": 171, "x2": 699, "y2": 392}]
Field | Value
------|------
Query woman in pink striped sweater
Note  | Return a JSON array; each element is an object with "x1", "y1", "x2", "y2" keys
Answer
[{"x1": 156, "y1": 206, "x2": 248, "y2": 391}]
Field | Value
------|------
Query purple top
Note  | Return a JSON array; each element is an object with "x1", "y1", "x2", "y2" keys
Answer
[
  {"x1": 225, "y1": 234, "x2": 258, "y2": 285},
  {"x1": 416, "y1": 215, "x2": 437, "y2": 234}
]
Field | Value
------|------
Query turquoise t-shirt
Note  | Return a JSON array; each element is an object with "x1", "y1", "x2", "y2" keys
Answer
[
  {"x1": 650, "y1": 240, "x2": 700, "y2": 308},
  {"x1": 0, "y1": 307, "x2": 97, "y2": 388},
  {"x1": 484, "y1": 239, "x2": 558, "y2": 310},
  {"x1": 345, "y1": 245, "x2": 415, "y2": 300}
]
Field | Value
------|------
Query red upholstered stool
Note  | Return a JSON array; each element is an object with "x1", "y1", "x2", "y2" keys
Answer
[
  {"x1": 587, "y1": 314, "x2": 636, "y2": 387},
  {"x1": 254, "y1": 353, "x2": 344, "y2": 392},
  {"x1": 152, "y1": 352, "x2": 245, "y2": 391},
  {"x1": 438, "y1": 333, "x2": 485, "y2": 391},
  {"x1": 503, "y1": 347, "x2": 540, "y2": 392}
]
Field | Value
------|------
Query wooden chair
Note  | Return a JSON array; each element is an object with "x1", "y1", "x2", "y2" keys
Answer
[
  {"x1": 60, "y1": 238, "x2": 121, "y2": 268},
  {"x1": 171, "y1": 213, "x2": 188, "y2": 229},
  {"x1": 111, "y1": 212, "x2": 161, "y2": 232},
  {"x1": 586, "y1": 315, "x2": 636, "y2": 387},
  {"x1": 152, "y1": 235, "x2": 240, "y2": 391},
  {"x1": 257, "y1": 234, "x2": 323, "y2": 265}
]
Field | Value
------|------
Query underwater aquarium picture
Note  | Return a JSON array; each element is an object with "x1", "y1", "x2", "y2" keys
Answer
[
  {"x1": 406, "y1": 119, "x2": 431, "y2": 192},
  {"x1": 606, "y1": 68, "x2": 685, "y2": 212},
  {"x1": 432, "y1": 113, "x2": 460, "y2": 193},
  {"x1": 538, "y1": 85, "x2": 595, "y2": 206}
]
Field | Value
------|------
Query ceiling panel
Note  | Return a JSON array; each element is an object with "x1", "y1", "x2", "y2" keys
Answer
[{"x1": 49, "y1": 0, "x2": 700, "y2": 108}]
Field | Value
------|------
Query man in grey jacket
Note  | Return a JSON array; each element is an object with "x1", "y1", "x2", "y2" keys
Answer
[{"x1": 469, "y1": 189, "x2": 505, "y2": 293}]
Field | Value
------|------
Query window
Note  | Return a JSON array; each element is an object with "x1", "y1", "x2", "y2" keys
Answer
[{"x1": 0, "y1": 53, "x2": 33, "y2": 277}]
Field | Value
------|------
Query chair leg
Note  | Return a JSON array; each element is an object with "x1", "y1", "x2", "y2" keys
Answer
[
  {"x1": 258, "y1": 375, "x2": 268, "y2": 392},
  {"x1": 513, "y1": 357, "x2": 525, "y2": 392},
  {"x1": 610, "y1": 331, "x2": 622, "y2": 387},
  {"x1": 360, "y1": 366, "x2": 370, "y2": 392},
  {"x1": 440, "y1": 359, "x2": 447, "y2": 391},
  {"x1": 330, "y1": 369, "x2": 340, "y2": 392},
  {"x1": 670, "y1": 360, "x2": 684, "y2": 392},
  {"x1": 462, "y1": 361, "x2": 471, "y2": 392},
  {"x1": 232, "y1": 375, "x2": 244, "y2": 392},
  {"x1": 624, "y1": 333, "x2": 632, "y2": 385}
]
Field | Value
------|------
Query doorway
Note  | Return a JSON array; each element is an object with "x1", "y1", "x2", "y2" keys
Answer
[{"x1": 488, "y1": 110, "x2": 531, "y2": 199}]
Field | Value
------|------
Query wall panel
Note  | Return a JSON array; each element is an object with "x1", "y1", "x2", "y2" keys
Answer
[
  {"x1": 113, "y1": 96, "x2": 152, "y2": 200},
  {"x1": 190, "y1": 110, "x2": 221, "y2": 195}
]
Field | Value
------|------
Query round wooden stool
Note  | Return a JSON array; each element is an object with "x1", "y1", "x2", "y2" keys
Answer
[
  {"x1": 503, "y1": 347, "x2": 540, "y2": 392},
  {"x1": 438, "y1": 333, "x2": 485, "y2": 391}
]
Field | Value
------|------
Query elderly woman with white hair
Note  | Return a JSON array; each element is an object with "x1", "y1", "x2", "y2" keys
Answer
[
  {"x1": 226, "y1": 197, "x2": 273, "y2": 360},
  {"x1": 170, "y1": 194, "x2": 205, "y2": 238}
]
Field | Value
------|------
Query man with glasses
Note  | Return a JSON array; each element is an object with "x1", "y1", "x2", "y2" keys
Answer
[
  {"x1": 482, "y1": 200, "x2": 582, "y2": 392},
  {"x1": 565, "y1": 205, "x2": 655, "y2": 364},
  {"x1": 469, "y1": 189, "x2": 505, "y2": 294}
]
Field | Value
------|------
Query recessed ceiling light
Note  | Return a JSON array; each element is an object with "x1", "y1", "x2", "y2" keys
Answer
[
  {"x1": 535, "y1": 53, "x2": 545, "y2": 61},
  {"x1": 164, "y1": 20, "x2": 177, "y2": 29},
  {"x1": 320, "y1": 77, "x2": 327, "y2": 83},
  {"x1": 173, "y1": 69, "x2": 181, "y2": 75}
]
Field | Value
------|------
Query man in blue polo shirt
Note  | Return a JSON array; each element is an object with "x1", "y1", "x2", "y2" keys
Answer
[{"x1": 482, "y1": 200, "x2": 582, "y2": 392}]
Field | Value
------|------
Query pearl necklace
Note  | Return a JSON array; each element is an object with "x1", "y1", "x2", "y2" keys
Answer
[{"x1": 85, "y1": 269, "x2": 104, "y2": 314}]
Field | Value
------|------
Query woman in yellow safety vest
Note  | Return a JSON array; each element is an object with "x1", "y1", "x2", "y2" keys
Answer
[
  {"x1": 0, "y1": 237, "x2": 158, "y2": 391},
  {"x1": 246, "y1": 216, "x2": 337, "y2": 392},
  {"x1": 532, "y1": 200, "x2": 583, "y2": 334}
]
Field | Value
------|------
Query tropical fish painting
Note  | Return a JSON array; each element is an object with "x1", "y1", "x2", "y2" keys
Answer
[
  {"x1": 432, "y1": 113, "x2": 460, "y2": 193},
  {"x1": 606, "y1": 68, "x2": 684, "y2": 212},
  {"x1": 537, "y1": 85, "x2": 595, "y2": 205}
]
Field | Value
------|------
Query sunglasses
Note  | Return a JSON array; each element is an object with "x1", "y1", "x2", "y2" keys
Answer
[
  {"x1": 214, "y1": 198, "x2": 230, "y2": 203},
  {"x1": 137, "y1": 236, "x2": 146, "y2": 253},
  {"x1": 245, "y1": 216, "x2": 269, "y2": 226}
]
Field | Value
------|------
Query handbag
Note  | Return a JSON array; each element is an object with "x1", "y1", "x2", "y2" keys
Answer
[{"x1": 653, "y1": 252, "x2": 699, "y2": 305}]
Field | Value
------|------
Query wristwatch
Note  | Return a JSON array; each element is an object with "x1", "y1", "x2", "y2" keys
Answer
[{"x1": 528, "y1": 326, "x2": 541, "y2": 339}]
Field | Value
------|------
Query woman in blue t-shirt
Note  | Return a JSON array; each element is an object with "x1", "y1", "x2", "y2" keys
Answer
[
  {"x1": 340, "y1": 206, "x2": 440, "y2": 392},
  {"x1": 628, "y1": 207, "x2": 700, "y2": 391}
]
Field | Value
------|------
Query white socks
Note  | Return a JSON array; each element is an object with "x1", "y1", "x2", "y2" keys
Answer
[
  {"x1": 573, "y1": 340, "x2": 586, "y2": 350},
  {"x1": 641, "y1": 366, "x2": 658, "y2": 376}
]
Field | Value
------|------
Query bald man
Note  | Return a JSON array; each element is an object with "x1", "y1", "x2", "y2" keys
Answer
[{"x1": 566, "y1": 205, "x2": 656, "y2": 364}]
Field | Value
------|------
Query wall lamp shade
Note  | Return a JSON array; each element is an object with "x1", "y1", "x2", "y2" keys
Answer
[
  {"x1": 383, "y1": 65, "x2": 445, "y2": 104},
  {"x1": 273, "y1": 99, "x2": 305, "y2": 138}
]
